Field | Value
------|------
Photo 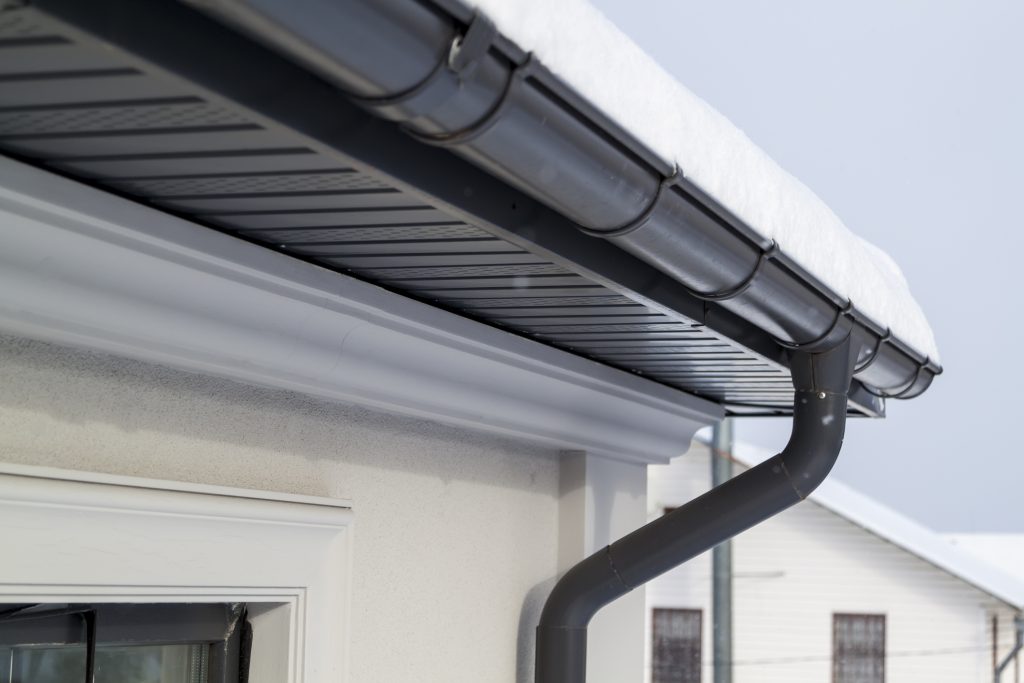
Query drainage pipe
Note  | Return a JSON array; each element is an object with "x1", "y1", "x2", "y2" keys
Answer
[
  {"x1": 995, "y1": 615, "x2": 1024, "y2": 683},
  {"x1": 535, "y1": 337, "x2": 855, "y2": 683}
]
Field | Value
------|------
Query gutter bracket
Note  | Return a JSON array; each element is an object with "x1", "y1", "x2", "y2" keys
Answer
[
  {"x1": 576, "y1": 169, "x2": 682, "y2": 240},
  {"x1": 863, "y1": 355, "x2": 932, "y2": 399},
  {"x1": 580, "y1": 170, "x2": 780, "y2": 305},
  {"x1": 351, "y1": 11, "x2": 497, "y2": 123},
  {"x1": 408, "y1": 53, "x2": 537, "y2": 147}
]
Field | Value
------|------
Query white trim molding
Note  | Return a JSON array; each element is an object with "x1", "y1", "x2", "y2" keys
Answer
[
  {"x1": 0, "y1": 157, "x2": 720, "y2": 464},
  {"x1": 0, "y1": 462, "x2": 354, "y2": 683}
]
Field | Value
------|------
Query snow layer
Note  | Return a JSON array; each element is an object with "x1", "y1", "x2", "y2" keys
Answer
[
  {"x1": 946, "y1": 534, "x2": 1024, "y2": 577},
  {"x1": 728, "y1": 442, "x2": 1024, "y2": 607},
  {"x1": 464, "y1": 0, "x2": 940, "y2": 362}
]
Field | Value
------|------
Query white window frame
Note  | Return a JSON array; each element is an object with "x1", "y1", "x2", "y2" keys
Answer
[{"x1": 0, "y1": 462, "x2": 353, "y2": 683}]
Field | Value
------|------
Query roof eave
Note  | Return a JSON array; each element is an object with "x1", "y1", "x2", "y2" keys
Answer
[{"x1": 182, "y1": 0, "x2": 940, "y2": 399}]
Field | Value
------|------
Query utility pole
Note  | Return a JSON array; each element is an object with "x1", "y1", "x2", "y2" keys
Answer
[
  {"x1": 995, "y1": 614, "x2": 1024, "y2": 683},
  {"x1": 711, "y1": 418, "x2": 734, "y2": 683}
]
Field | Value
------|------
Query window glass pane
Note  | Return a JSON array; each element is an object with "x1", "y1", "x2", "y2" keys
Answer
[
  {"x1": 834, "y1": 613, "x2": 885, "y2": 683},
  {"x1": 652, "y1": 608, "x2": 701, "y2": 683},
  {"x1": 10, "y1": 643, "x2": 208, "y2": 683}
]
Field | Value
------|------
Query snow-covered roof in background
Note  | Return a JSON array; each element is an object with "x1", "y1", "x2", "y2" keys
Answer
[
  {"x1": 946, "y1": 534, "x2": 1024, "y2": 578},
  {"x1": 466, "y1": 0, "x2": 939, "y2": 362},
  {"x1": 726, "y1": 440, "x2": 1024, "y2": 608}
]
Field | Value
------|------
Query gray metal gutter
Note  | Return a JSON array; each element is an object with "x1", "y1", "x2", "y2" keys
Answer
[
  {"x1": 185, "y1": 0, "x2": 941, "y2": 399},
  {"x1": 0, "y1": 0, "x2": 882, "y2": 416}
]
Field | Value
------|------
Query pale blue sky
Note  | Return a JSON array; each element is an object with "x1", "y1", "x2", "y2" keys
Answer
[{"x1": 592, "y1": 0, "x2": 1024, "y2": 531}]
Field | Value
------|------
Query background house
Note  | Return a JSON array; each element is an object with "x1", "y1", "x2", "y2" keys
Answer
[
  {"x1": 948, "y1": 535, "x2": 1024, "y2": 576},
  {"x1": 646, "y1": 439, "x2": 1024, "y2": 683}
]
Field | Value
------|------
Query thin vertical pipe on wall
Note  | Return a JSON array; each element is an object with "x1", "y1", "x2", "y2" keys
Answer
[
  {"x1": 996, "y1": 615, "x2": 1024, "y2": 683},
  {"x1": 996, "y1": 616, "x2": 1001, "y2": 676},
  {"x1": 711, "y1": 419, "x2": 734, "y2": 683}
]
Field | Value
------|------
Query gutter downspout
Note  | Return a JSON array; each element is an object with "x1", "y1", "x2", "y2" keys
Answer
[
  {"x1": 996, "y1": 615, "x2": 1024, "y2": 683},
  {"x1": 535, "y1": 337, "x2": 855, "y2": 683}
]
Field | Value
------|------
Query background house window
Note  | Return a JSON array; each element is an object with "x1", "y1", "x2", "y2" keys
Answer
[
  {"x1": 651, "y1": 608, "x2": 701, "y2": 683},
  {"x1": 833, "y1": 613, "x2": 885, "y2": 683}
]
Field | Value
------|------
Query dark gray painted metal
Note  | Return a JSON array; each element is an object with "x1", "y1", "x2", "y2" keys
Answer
[
  {"x1": 0, "y1": 603, "x2": 237, "y2": 646},
  {"x1": 0, "y1": 606, "x2": 96, "y2": 683},
  {"x1": 535, "y1": 338, "x2": 855, "y2": 683},
  {"x1": 0, "y1": 603, "x2": 244, "y2": 683},
  {"x1": 711, "y1": 420, "x2": 734, "y2": 683},
  {"x1": 995, "y1": 615, "x2": 1024, "y2": 683},
  {"x1": 186, "y1": 0, "x2": 938, "y2": 397},
  {"x1": 0, "y1": 0, "x2": 891, "y2": 415}
]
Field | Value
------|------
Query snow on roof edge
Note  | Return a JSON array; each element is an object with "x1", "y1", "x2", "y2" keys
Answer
[
  {"x1": 463, "y1": 0, "x2": 940, "y2": 363},
  {"x1": 714, "y1": 438, "x2": 1024, "y2": 609},
  {"x1": 946, "y1": 534, "x2": 1024, "y2": 576}
]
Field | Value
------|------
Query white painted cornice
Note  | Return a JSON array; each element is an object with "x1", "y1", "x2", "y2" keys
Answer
[{"x1": 0, "y1": 157, "x2": 720, "y2": 463}]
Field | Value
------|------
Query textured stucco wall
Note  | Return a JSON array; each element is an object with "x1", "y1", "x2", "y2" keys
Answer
[{"x1": 0, "y1": 334, "x2": 561, "y2": 683}]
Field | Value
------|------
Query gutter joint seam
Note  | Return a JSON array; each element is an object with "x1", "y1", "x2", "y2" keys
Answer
[
  {"x1": 604, "y1": 545, "x2": 629, "y2": 590},
  {"x1": 577, "y1": 166, "x2": 681, "y2": 239},
  {"x1": 776, "y1": 300, "x2": 853, "y2": 352},
  {"x1": 777, "y1": 459, "x2": 809, "y2": 501}
]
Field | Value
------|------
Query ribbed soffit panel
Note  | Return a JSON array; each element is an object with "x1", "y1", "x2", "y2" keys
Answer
[{"x1": 0, "y1": 5, "x2": 882, "y2": 417}]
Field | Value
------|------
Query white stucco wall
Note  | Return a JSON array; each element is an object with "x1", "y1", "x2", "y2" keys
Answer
[
  {"x1": 0, "y1": 334, "x2": 562, "y2": 683},
  {"x1": 646, "y1": 443, "x2": 1020, "y2": 683}
]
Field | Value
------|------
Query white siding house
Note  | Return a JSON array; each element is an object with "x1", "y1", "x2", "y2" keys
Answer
[
  {"x1": 647, "y1": 440, "x2": 1024, "y2": 683},
  {"x1": 948, "y1": 535, "x2": 1024, "y2": 577}
]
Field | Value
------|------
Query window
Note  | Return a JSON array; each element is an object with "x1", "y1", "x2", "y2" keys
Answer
[
  {"x1": 0, "y1": 604, "x2": 246, "y2": 683},
  {"x1": 651, "y1": 608, "x2": 701, "y2": 683},
  {"x1": 0, "y1": 463, "x2": 352, "y2": 683},
  {"x1": 833, "y1": 613, "x2": 885, "y2": 683}
]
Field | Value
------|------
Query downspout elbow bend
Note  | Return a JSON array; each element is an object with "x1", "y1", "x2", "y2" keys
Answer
[
  {"x1": 535, "y1": 337, "x2": 855, "y2": 683},
  {"x1": 780, "y1": 338, "x2": 856, "y2": 498}
]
